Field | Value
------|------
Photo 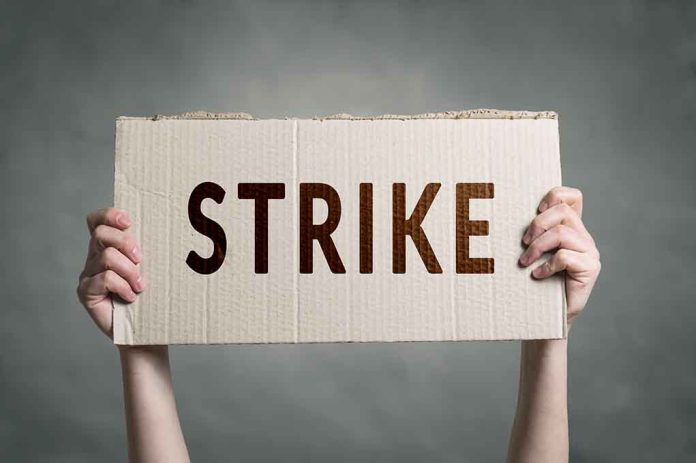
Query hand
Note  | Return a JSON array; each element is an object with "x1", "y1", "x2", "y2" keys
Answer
[
  {"x1": 518, "y1": 187, "x2": 601, "y2": 328},
  {"x1": 77, "y1": 208, "x2": 145, "y2": 338}
]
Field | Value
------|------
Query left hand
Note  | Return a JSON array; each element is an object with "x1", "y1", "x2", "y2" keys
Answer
[{"x1": 518, "y1": 187, "x2": 601, "y2": 328}]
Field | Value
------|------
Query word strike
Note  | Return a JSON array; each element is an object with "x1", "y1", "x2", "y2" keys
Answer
[{"x1": 187, "y1": 182, "x2": 494, "y2": 275}]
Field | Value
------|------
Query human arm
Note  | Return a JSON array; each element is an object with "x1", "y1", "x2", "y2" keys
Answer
[
  {"x1": 77, "y1": 208, "x2": 190, "y2": 463},
  {"x1": 119, "y1": 345, "x2": 190, "y2": 463},
  {"x1": 507, "y1": 187, "x2": 601, "y2": 463}
]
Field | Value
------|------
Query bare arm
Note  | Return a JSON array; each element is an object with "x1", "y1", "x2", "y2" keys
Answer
[
  {"x1": 508, "y1": 340, "x2": 568, "y2": 462},
  {"x1": 77, "y1": 208, "x2": 190, "y2": 463},
  {"x1": 120, "y1": 346, "x2": 190, "y2": 463},
  {"x1": 507, "y1": 187, "x2": 601, "y2": 463}
]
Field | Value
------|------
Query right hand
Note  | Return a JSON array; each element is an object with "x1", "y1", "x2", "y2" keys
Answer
[{"x1": 77, "y1": 208, "x2": 145, "y2": 338}]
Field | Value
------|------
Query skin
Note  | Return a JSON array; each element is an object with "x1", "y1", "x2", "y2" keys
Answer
[
  {"x1": 77, "y1": 208, "x2": 190, "y2": 463},
  {"x1": 77, "y1": 186, "x2": 599, "y2": 463},
  {"x1": 508, "y1": 187, "x2": 601, "y2": 463}
]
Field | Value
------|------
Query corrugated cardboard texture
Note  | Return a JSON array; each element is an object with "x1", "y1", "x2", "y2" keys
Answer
[{"x1": 113, "y1": 111, "x2": 565, "y2": 344}]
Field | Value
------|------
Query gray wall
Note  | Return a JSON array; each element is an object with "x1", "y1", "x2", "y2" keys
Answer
[{"x1": 1, "y1": 1, "x2": 695, "y2": 461}]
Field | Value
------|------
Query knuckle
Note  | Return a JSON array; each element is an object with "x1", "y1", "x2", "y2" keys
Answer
[
  {"x1": 103, "y1": 269, "x2": 117, "y2": 286},
  {"x1": 93, "y1": 224, "x2": 109, "y2": 239},
  {"x1": 556, "y1": 249, "x2": 571, "y2": 263},
  {"x1": 101, "y1": 247, "x2": 118, "y2": 267},
  {"x1": 99, "y1": 252, "x2": 109, "y2": 270},
  {"x1": 550, "y1": 225, "x2": 563, "y2": 240},
  {"x1": 558, "y1": 202, "x2": 572, "y2": 215},
  {"x1": 121, "y1": 234, "x2": 135, "y2": 252},
  {"x1": 551, "y1": 185, "x2": 567, "y2": 196},
  {"x1": 531, "y1": 215, "x2": 544, "y2": 229},
  {"x1": 528, "y1": 221, "x2": 542, "y2": 237},
  {"x1": 100, "y1": 209, "x2": 116, "y2": 226},
  {"x1": 557, "y1": 224, "x2": 572, "y2": 238},
  {"x1": 124, "y1": 262, "x2": 138, "y2": 280}
]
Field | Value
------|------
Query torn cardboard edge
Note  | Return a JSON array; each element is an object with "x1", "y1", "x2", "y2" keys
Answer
[{"x1": 117, "y1": 108, "x2": 558, "y2": 122}]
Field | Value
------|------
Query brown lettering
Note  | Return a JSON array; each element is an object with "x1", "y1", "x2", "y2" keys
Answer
[
  {"x1": 456, "y1": 183, "x2": 494, "y2": 274},
  {"x1": 238, "y1": 183, "x2": 286, "y2": 274},
  {"x1": 186, "y1": 182, "x2": 227, "y2": 275},
  {"x1": 392, "y1": 183, "x2": 442, "y2": 274},
  {"x1": 359, "y1": 183, "x2": 373, "y2": 274},
  {"x1": 299, "y1": 183, "x2": 346, "y2": 274}
]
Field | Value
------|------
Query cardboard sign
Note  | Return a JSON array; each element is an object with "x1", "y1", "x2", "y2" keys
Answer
[{"x1": 113, "y1": 110, "x2": 566, "y2": 345}]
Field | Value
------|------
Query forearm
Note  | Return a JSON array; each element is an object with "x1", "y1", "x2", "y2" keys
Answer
[
  {"x1": 119, "y1": 346, "x2": 190, "y2": 463},
  {"x1": 507, "y1": 339, "x2": 568, "y2": 463}
]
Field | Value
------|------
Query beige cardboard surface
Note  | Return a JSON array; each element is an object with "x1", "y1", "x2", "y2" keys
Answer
[{"x1": 113, "y1": 110, "x2": 565, "y2": 344}]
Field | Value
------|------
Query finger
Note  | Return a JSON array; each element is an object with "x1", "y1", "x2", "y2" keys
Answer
[
  {"x1": 538, "y1": 186, "x2": 583, "y2": 217},
  {"x1": 78, "y1": 269, "x2": 137, "y2": 305},
  {"x1": 86, "y1": 208, "x2": 131, "y2": 234},
  {"x1": 523, "y1": 202, "x2": 588, "y2": 245},
  {"x1": 532, "y1": 249, "x2": 599, "y2": 279},
  {"x1": 75, "y1": 278, "x2": 114, "y2": 337},
  {"x1": 77, "y1": 270, "x2": 136, "y2": 337},
  {"x1": 89, "y1": 225, "x2": 141, "y2": 263},
  {"x1": 83, "y1": 247, "x2": 145, "y2": 293},
  {"x1": 519, "y1": 225, "x2": 592, "y2": 267}
]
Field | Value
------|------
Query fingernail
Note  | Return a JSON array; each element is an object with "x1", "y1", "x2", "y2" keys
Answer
[
  {"x1": 522, "y1": 230, "x2": 530, "y2": 245},
  {"x1": 132, "y1": 246, "x2": 141, "y2": 262},
  {"x1": 532, "y1": 265, "x2": 545, "y2": 278},
  {"x1": 519, "y1": 253, "x2": 529, "y2": 266},
  {"x1": 134, "y1": 276, "x2": 145, "y2": 292},
  {"x1": 117, "y1": 214, "x2": 131, "y2": 227},
  {"x1": 538, "y1": 201, "x2": 548, "y2": 212}
]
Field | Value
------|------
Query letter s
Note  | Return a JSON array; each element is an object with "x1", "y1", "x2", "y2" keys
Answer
[{"x1": 186, "y1": 182, "x2": 227, "y2": 275}]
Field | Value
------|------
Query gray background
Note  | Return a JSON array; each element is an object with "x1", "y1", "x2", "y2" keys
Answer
[{"x1": 1, "y1": 0, "x2": 695, "y2": 461}]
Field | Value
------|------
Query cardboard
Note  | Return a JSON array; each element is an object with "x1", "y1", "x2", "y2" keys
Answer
[{"x1": 113, "y1": 110, "x2": 566, "y2": 345}]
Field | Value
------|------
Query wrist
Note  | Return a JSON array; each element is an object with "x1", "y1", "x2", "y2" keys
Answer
[
  {"x1": 118, "y1": 345, "x2": 169, "y2": 363},
  {"x1": 521, "y1": 338, "x2": 567, "y2": 361}
]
